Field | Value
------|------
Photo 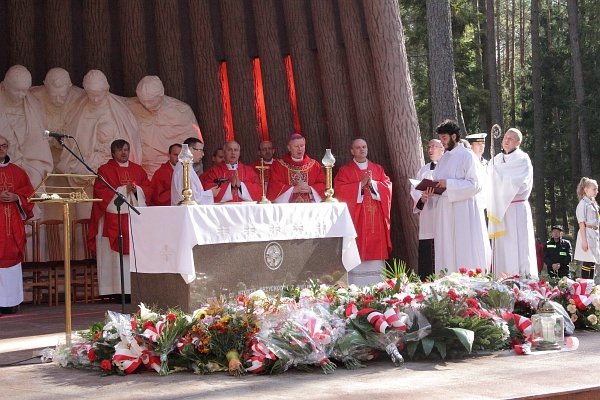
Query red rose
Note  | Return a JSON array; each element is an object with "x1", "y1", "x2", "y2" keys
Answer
[
  {"x1": 131, "y1": 320, "x2": 138, "y2": 330},
  {"x1": 166, "y1": 313, "x2": 177, "y2": 322},
  {"x1": 447, "y1": 289, "x2": 459, "y2": 301},
  {"x1": 466, "y1": 298, "x2": 480, "y2": 309},
  {"x1": 467, "y1": 270, "x2": 474, "y2": 277},
  {"x1": 100, "y1": 359, "x2": 112, "y2": 371},
  {"x1": 459, "y1": 267, "x2": 467, "y2": 274},
  {"x1": 475, "y1": 268, "x2": 483, "y2": 274},
  {"x1": 143, "y1": 320, "x2": 155, "y2": 330},
  {"x1": 414, "y1": 294, "x2": 425, "y2": 301},
  {"x1": 87, "y1": 349, "x2": 97, "y2": 362}
]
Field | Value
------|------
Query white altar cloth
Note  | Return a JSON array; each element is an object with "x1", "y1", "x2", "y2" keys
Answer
[{"x1": 129, "y1": 202, "x2": 360, "y2": 283}]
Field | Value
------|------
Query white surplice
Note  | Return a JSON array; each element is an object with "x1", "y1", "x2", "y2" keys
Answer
[
  {"x1": 171, "y1": 162, "x2": 214, "y2": 206},
  {"x1": 432, "y1": 144, "x2": 491, "y2": 273},
  {"x1": 487, "y1": 148, "x2": 537, "y2": 277},
  {"x1": 410, "y1": 162, "x2": 436, "y2": 240}
]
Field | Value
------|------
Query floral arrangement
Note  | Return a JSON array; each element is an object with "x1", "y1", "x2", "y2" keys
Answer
[{"x1": 54, "y1": 265, "x2": 600, "y2": 376}]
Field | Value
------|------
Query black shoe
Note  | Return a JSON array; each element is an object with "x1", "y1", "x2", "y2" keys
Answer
[{"x1": 0, "y1": 306, "x2": 18, "y2": 314}]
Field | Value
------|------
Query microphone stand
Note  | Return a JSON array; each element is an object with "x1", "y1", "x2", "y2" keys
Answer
[{"x1": 55, "y1": 137, "x2": 140, "y2": 314}]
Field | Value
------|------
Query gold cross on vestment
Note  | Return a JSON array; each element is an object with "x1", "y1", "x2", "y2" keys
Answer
[
  {"x1": 366, "y1": 202, "x2": 377, "y2": 234},
  {"x1": 4, "y1": 205, "x2": 11, "y2": 236},
  {"x1": 0, "y1": 172, "x2": 14, "y2": 192},
  {"x1": 119, "y1": 171, "x2": 134, "y2": 186}
]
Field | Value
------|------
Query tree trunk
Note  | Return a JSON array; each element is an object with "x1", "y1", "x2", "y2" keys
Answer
[
  {"x1": 311, "y1": 0, "x2": 357, "y2": 167},
  {"x1": 45, "y1": 0, "x2": 73, "y2": 73},
  {"x1": 362, "y1": 0, "x2": 423, "y2": 270},
  {"x1": 6, "y1": 0, "x2": 35, "y2": 70},
  {"x1": 220, "y1": 0, "x2": 260, "y2": 163},
  {"x1": 338, "y1": 0, "x2": 388, "y2": 167},
  {"x1": 82, "y1": 0, "x2": 112, "y2": 82},
  {"x1": 252, "y1": 0, "x2": 296, "y2": 157},
  {"x1": 475, "y1": 0, "x2": 489, "y2": 133},
  {"x1": 486, "y1": 0, "x2": 502, "y2": 156},
  {"x1": 117, "y1": 0, "x2": 147, "y2": 96},
  {"x1": 282, "y1": 0, "x2": 328, "y2": 158},
  {"x1": 567, "y1": 0, "x2": 591, "y2": 176},
  {"x1": 531, "y1": 0, "x2": 546, "y2": 243},
  {"x1": 154, "y1": 0, "x2": 185, "y2": 101},
  {"x1": 425, "y1": 0, "x2": 458, "y2": 124},
  {"x1": 188, "y1": 0, "x2": 228, "y2": 169}
]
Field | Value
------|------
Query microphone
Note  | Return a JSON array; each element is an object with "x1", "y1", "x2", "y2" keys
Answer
[
  {"x1": 43, "y1": 130, "x2": 73, "y2": 139},
  {"x1": 213, "y1": 177, "x2": 229, "y2": 188}
]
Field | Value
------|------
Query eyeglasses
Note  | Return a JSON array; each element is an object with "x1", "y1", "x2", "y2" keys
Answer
[
  {"x1": 191, "y1": 147, "x2": 204, "y2": 152},
  {"x1": 0, "y1": 144, "x2": 8, "y2": 150}
]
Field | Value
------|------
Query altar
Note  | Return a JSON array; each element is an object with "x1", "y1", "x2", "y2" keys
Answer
[{"x1": 129, "y1": 202, "x2": 360, "y2": 312}]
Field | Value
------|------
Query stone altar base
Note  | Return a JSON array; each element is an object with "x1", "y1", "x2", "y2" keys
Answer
[{"x1": 131, "y1": 237, "x2": 347, "y2": 313}]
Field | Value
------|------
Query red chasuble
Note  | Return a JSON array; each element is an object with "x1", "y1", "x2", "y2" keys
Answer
[
  {"x1": 149, "y1": 161, "x2": 174, "y2": 206},
  {"x1": 200, "y1": 162, "x2": 262, "y2": 202},
  {"x1": 334, "y1": 160, "x2": 392, "y2": 261},
  {"x1": 266, "y1": 154, "x2": 326, "y2": 203},
  {"x1": 0, "y1": 163, "x2": 34, "y2": 268},
  {"x1": 88, "y1": 159, "x2": 151, "y2": 254}
]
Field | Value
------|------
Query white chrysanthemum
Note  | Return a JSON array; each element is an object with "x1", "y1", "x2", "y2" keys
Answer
[
  {"x1": 566, "y1": 304, "x2": 577, "y2": 314},
  {"x1": 587, "y1": 314, "x2": 598, "y2": 325}
]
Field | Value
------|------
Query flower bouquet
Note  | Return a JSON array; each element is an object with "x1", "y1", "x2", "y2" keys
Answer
[
  {"x1": 255, "y1": 301, "x2": 340, "y2": 374},
  {"x1": 191, "y1": 297, "x2": 258, "y2": 376}
]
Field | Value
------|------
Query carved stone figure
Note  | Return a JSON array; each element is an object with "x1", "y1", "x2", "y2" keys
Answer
[{"x1": 126, "y1": 75, "x2": 201, "y2": 178}]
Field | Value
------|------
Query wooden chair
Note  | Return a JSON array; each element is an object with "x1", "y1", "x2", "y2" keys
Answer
[
  {"x1": 21, "y1": 220, "x2": 53, "y2": 306},
  {"x1": 70, "y1": 219, "x2": 97, "y2": 302},
  {"x1": 37, "y1": 220, "x2": 66, "y2": 305}
]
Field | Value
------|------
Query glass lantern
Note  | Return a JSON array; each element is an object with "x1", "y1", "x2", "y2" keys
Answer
[
  {"x1": 531, "y1": 300, "x2": 564, "y2": 351},
  {"x1": 322, "y1": 148, "x2": 335, "y2": 167},
  {"x1": 178, "y1": 144, "x2": 193, "y2": 163}
]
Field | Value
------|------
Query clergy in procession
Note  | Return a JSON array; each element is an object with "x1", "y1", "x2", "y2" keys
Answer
[
  {"x1": 149, "y1": 143, "x2": 181, "y2": 206},
  {"x1": 88, "y1": 139, "x2": 151, "y2": 301},
  {"x1": 200, "y1": 141, "x2": 262, "y2": 203},
  {"x1": 334, "y1": 139, "x2": 392, "y2": 285},
  {"x1": 171, "y1": 137, "x2": 215, "y2": 205},
  {"x1": 267, "y1": 133, "x2": 326, "y2": 203},
  {"x1": 410, "y1": 139, "x2": 444, "y2": 279},
  {"x1": 249, "y1": 140, "x2": 275, "y2": 193},
  {"x1": 487, "y1": 128, "x2": 537, "y2": 277},
  {"x1": 0, "y1": 135, "x2": 34, "y2": 315},
  {"x1": 431, "y1": 120, "x2": 490, "y2": 273}
]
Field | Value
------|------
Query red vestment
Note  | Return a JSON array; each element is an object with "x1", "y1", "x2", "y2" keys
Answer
[
  {"x1": 88, "y1": 159, "x2": 151, "y2": 254},
  {"x1": 334, "y1": 160, "x2": 392, "y2": 261},
  {"x1": 0, "y1": 163, "x2": 34, "y2": 268},
  {"x1": 200, "y1": 162, "x2": 262, "y2": 202},
  {"x1": 266, "y1": 154, "x2": 326, "y2": 203},
  {"x1": 149, "y1": 161, "x2": 174, "y2": 206}
]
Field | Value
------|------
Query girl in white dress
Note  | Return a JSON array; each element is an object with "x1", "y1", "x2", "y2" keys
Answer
[{"x1": 574, "y1": 177, "x2": 600, "y2": 283}]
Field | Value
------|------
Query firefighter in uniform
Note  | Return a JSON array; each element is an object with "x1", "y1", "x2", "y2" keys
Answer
[{"x1": 544, "y1": 225, "x2": 572, "y2": 278}]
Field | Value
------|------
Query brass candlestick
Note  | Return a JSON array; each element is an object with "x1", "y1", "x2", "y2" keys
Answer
[
  {"x1": 255, "y1": 158, "x2": 271, "y2": 204},
  {"x1": 322, "y1": 149, "x2": 337, "y2": 203},
  {"x1": 178, "y1": 144, "x2": 198, "y2": 206}
]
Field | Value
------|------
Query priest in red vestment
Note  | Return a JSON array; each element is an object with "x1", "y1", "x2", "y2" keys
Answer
[
  {"x1": 88, "y1": 139, "x2": 151, "y2": 299},
  {"x1": 0, "y1": 135, "x2": 35, "y2": 314},
  {"x1": 334, "y1": 139, "x2": 392, "y2": 285},
  {"x1": 200, "y1": 141, "x2": 262, "y2": 203},
  {"x1": 149, "y1": 143, "x2": 181, "y2": 206},
  {"x1": 249, "y1": 140, "x2": 275, "y2": 194},
  {"x1": 266, "y1": 134, "x2": 326, "y2": 203}
]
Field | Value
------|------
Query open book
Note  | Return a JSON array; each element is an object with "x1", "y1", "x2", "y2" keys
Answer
[{"x1": 409, "y1": 178, "x2": 446, "y2": 195}]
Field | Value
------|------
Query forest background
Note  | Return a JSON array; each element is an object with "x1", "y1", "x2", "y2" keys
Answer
[{"x1": 404, "y1": 0, "x2": 599, "y2": 242}]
